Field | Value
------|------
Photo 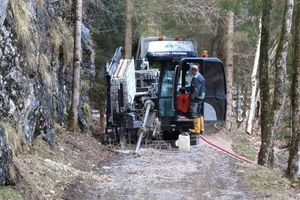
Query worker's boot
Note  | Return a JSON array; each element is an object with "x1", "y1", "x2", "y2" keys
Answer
[
  {"x1": 199, "y1": 116, "x2": 205, "y2": 134},
  {"x1": 189, "y1": 118, "x2": 200, "y2": 134}
]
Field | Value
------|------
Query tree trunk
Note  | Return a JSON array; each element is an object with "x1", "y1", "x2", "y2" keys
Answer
[
  {"x1": 247, "y1": 19, "x2": 262, "y2": 134},
  {"x1": 268, "y1": 0, "x2": 294, "y2": 167},
  {"x1": 212, "y1": 16, "x2": 226, "y2": 60},
  {"x1": 70, "y1": 0, "x2": 82, "y2": 132},
  {"x1": 287, "y1": 0, "x2": 300, "y2": 179},
  {"x1": 252, "y1": 89, "x2": 261, "y2": 136},
  {"x1": 100, "y1": 111, "x2": 106, "y2": 133},
  {"x1": 125, "y1": 0, "x2": 133, "y2": 59},
  {"x1": 257, "y1": 0, "x2": 272, "y2": 167},
  {"x1": 225, "y1": 11, "x2": 234, "y2": 132}
]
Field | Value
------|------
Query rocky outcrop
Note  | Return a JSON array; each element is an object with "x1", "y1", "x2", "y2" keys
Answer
[
  {"x1": 0, "y1": 0, "x2": 95, "y2": 185},
  {"x1": 0, "y1": 0, "x2": 8, "y2": 26},
  {"x1": 79, "y1": 24, "x2": 95, "y2": 134},
  {"x1": 0, "y1": 127, "x2": 12, "y2": 185}
]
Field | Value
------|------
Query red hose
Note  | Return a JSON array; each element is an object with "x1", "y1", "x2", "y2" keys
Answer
[{"x1": 199, "y1": 135, "x2": 256, "y2": 164}]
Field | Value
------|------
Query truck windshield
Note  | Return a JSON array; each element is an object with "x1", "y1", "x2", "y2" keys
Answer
[
  {"x1": 148, "y1": 41, "x2": 195, "y2": 53},
  {"x1": 140, "y1": 40, "x2": 195, "y2": 59}
]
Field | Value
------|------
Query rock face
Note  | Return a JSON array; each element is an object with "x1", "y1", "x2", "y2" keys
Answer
[
  {"x1": 0, "y1": 127, "x2": 12, "y2": 185},
  {"x1": 0, "y1": 1, "x2": 8, "y2": 27},
  {"x1": 0, "y1": 0, "x2": 95, "y2": 185}
]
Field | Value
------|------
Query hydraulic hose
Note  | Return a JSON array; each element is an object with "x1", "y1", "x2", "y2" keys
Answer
[{"x1": 199, "y1": 135, "x2": 256, "y2": 164}]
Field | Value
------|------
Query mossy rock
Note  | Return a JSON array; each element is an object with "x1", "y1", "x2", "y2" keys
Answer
[
  {"x1": 82, "y1": 103, "x2": 92, "y2": 124},
  {"x1": 81, "y1": 80, "x2": 91, "y2": 92},
  {"x1": 53, "y1": 122, "x2": 64, "y2": 135},
  {"x1": 1, "y1": 122, "x2": 28, "y2": 156},
  {"x1": 0, "y1": 187, "x2": 24, "y2": 200}
]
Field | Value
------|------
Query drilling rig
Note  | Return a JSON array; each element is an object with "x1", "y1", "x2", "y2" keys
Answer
[{"x1": 105, "y1": 37, "x2": 227, "y2": 153}]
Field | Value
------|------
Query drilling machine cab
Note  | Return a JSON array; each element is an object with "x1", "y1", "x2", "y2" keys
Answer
[
  {"x1": 158, "y1": 57, "x2": 227, "y2": 138},
  {"x1": 105, "y1": 36, "x2": 227, "y2": 148}
]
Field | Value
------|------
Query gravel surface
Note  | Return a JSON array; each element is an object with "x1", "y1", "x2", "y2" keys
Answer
[
  {"x1": 77, "y1": 141, "x2": 249, "y2": 200},
  {"x1": 14, "y1": 133, "x2": 298, "y2": 200}
]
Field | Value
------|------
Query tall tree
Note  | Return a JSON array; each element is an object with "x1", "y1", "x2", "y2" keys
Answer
[
  {"x1": 247, "y1": 19, "x2": 261, "y2": 135},
  {"x1": 287, "y1": 0, "x2": 300, "y2": 179},
  {"x1": 70, "y1": 0, "x2": 83, "y2": 131},
  {"x1": 257, "y1": 0, "x2": 272, "y2": 167},
  {"x1": 257, "y1": 0, "x2": 294, "y2": 167},
  {"x1": 268, "y1": 0, "x2": 294, "y2": 167},
  {"x1": 125, "y1": 0, "x2": 133, "y2": 58},
  {"x1": 225, "y1": 11, "x2": 234, "y2": 132}
]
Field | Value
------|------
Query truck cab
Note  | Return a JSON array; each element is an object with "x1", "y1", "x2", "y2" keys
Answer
[{"x1": 135, "y1": 37, "x2": 197, "y2": 69}]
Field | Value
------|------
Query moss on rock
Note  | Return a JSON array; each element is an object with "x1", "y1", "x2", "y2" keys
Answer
[
  {"x1": 1, "y1": 122, "x2": 28, "y2": 157},
  {"x1": 82, "y1": 103, "x2": 92, "y2": 124},
  {"x1": 0, "y1": 187, "x2": 24, "y2": 200}
]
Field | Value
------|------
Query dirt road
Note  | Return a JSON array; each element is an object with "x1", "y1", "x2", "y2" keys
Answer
[
  {"x1": 11, "y1": 133, "x2": 297, "y2": 200},
  {"x1": 62, "y1": 138, "x2": 249, "y2": 200}
]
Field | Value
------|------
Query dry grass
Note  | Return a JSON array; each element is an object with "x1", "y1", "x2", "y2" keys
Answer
[
  {"x1": 11, "y1": 0, "x2": 73, "y2": 69},
  {"x1": 232, "y1": 130, "x2": 297, "y2": 199},
  {"x1": 53, "y1": 122, "x2": 64, "y2": 135},
  {"x1": 13, "y1": 133, "x2": 115, "y2": 199},
  {"x1": 234, "y1": 161, "x2": 296, "y2": 199},
  {"x1": 50, "y1": 18, "x2": 74, "y2": 65},
  {"x1": 82, "y1": 103, "x2": 92, "y2": 125},
  {"x1": 1, "y1": 122, "x2": 28, "y2": 157},
  {"x1": 10, "y1": 0, "x2": 39, "y2": 71},
  {"x1": 81, "y1": 80, "x2": 91, "y2": 92},
  {"x1": 38, "y1": 53, "x2": 52, "y2": 90},
  {"x1": 10, "y1": 0, "x2": 32, "y2": 47},
  {"x1": 232, "y1": 131, "x2": 257, "y2": 161},
  {"x1": 36, "y1": 0, "x2": 45, "y2": 8}
]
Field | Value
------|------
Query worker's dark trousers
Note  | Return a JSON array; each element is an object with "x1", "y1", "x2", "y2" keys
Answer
[{"x1": 190, "y1": 101, "x2": 203, "y2": 119}]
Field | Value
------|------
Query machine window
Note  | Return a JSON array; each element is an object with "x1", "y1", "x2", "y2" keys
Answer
[
  {"x1": 160, "y1": 70, "x2": 175, "y2": 97},
  {"x1": 159, "y1": 66, "x2": 175, "y2": 118}
]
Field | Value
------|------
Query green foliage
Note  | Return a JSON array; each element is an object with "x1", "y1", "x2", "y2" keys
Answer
[
  {"x1": 88, "y1": 77, "x2": 106, "y2": 111},
  {"x1": 84, "y1": 1, "x2": 126, "y2": 112},
  {"x1": 245, "y1": 0, "x2": 261, "y2": 16},
  {"x1": 218, "y1": 0, "x2": 261, "y2": 14},
  {"x1": 218, "y1": 0, "x2": 240, "y2": 12},
  {"x1": 85, "y1": 0, "x2": 126, "y2": 70},
  {"x1": 85, "y1": 0, "x2": 266, "y2": 115},
  {"x1": 134, "y1": 0, "x2": 221, "y2": 51},
  {"x1": 218, "y1": 0, "x2": 262, "y2": 42}
]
